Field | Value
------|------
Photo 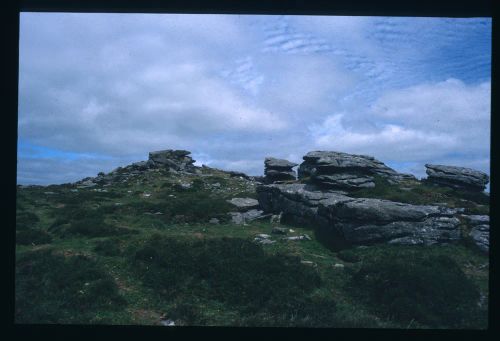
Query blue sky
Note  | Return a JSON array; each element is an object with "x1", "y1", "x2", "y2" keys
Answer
[{"x1": 18, "y1": 13, "x2": 491, "y2": 186}]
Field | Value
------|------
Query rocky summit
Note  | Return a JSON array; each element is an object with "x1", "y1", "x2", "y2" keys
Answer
[
  {"x1": 425, "y1": 164, "x2": 489, "y2": 191},
  {"x1": 148, "y1": 149, "x2": 196, "y2": 172},
  {"x1": 298, "y1": 151, "x2": 416, "y2": 189},
  {"x1": 264, "y1": 157, "x2": 298, "y2": 183}
]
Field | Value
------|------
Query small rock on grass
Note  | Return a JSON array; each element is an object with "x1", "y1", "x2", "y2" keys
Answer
[{"x1": 271, "y1": 227, "x2": 288, "y2": 235}]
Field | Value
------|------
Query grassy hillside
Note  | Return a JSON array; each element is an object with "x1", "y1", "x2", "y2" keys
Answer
[{"x1": 15, "y1": 168, "x2": 489, "y2": 328}]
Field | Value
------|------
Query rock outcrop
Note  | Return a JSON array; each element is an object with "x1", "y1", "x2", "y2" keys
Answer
[
  {"x1": 264, "y1": 157, "x2": 298, "y2": 183},
  {"x1": 148, "y1": 149, "x2": 196, "y2": 172},
  {"x1": 463, "y1": 215, "x2": 489, "y2": 253},
  {"x1": 257, "y1": 183, "x2": 461, "y2": 246},
  {"x1": 298, "y1": 151, "x2": 416, "y2": 190},
  {"x1": 425, "y1": 164, "x2": 489, "y2": 191}
]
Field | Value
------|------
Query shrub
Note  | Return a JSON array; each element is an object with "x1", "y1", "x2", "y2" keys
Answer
[
  {"x1": 16, "y1": 228, "x2": 52, "y2": 245},
  {"x1": 16, "y1": 212, "x2": 40, "y2": 230},
  {"x1": 156, "y1": 192, "x2": 233, "y2": 224},
  {"x1": 68, "y1": 217, "x2": 137, "y2": 238},
  {"x1": 132, "y1": 236, "x2": 339, "y2": 326},
  {"x1": 345, "y1": 247, "x2": 484, "y2": 328},
  {"x1": 93, "y1": 238, "x2": 122, "y2": 256},
  {"x1": 15, "y1": 249, "x2": 126, "y2": 323}
]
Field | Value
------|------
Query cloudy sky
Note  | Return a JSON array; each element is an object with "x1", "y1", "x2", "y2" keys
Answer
[{"x1": 18, "y1": 13, "x2": 491, "y2": 186}]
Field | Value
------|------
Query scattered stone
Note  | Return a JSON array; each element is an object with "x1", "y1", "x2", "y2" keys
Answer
[
  {"x1": 255, "y1": 234, "x2": 271, "y2": 239},
  {"x1": 300, "y1": 260, "x2": 316, "y2": 267},
  {"x1": 271, "y1": 227, "x2": 288, "y2": 235},
  {"x1": 227, "y1": 197, "x2": 260, "y2": 211},
  {"x1": 142, "y1": 193, "x2": 151, "y2": 198},
  {"x1": 283, "y1": 235, "x2": 311, "y2": 241},
  {"x1": 264, "y1": 157, "x2": 298, "y2": 183},
  {"x1": 254, "y1": 234, "x2": 275, "y2": 244},
  {"x1": 209, "y1": 218, "x2": 220, "y2": 224},
  {"x1": 179, "y1": 182, "x2": 192, "y2": 190},
  {"x1": 425, "y1": 164, "x2": 489, "y2": 191},
  {"x1": 257, "y1": 239, "x2": 276, "y2": 245}
]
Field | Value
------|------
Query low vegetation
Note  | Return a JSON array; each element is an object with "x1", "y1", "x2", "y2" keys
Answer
[{"x1": 15, "y1": 168, "x2": 489, "y2": 328}]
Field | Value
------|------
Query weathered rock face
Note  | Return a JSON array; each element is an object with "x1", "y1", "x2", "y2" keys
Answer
[
  {"x1": 264, "y1": 157, "x2": 298, "y2": 183},
  {"x1": 425, "y1": 164, "x2": 489, "y2": 191},
  {"x1": 298, "y1": 151, "x2": 416, "y2": 190},
  {"x1": 256, "y1": 183, "x2": 461, "y2": 247},
  {"x1": 463, "y1": 215, "x2": 489, "y2": 253},
  {"x1": 148, "y1": 149, "x2": 196, "y2": 172}
]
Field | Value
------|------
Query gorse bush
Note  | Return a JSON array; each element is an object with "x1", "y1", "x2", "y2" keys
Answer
[
  {"x1": 346, "y1": 246, "x2": 484, "y2": 328},
  {"x1": 15, "y1": 249, "x2": 126, "y2": 323},
  {"x1": 132, "y1": 235, "x2": 339, "y2": 326}
]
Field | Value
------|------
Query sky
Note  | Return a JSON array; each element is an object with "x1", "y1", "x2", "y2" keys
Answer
[{"x1": 17, "y1": 13, "x2": 491, "y2": 187}]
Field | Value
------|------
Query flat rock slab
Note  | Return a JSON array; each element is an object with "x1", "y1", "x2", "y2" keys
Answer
[
  {"x1": 227, "y1": 197, "x2": 260, "y2": 211},
  {"x1": 313, "y1": 173, "x2": 375, "y2": 189},
  {"x1": 425, "y1": 164, "x2": 489, "y2": 190},
  {"x1": 298, "y1": 150, "x2": 416, "y2": 185},
  {"x1": 264, "y1": 157, "x2": 298, "y2": 169}
]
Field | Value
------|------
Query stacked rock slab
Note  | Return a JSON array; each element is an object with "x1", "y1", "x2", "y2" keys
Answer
[
  {"x1": 425, "y1": 164, "x2": 489, "y2": 191},
  {"x1": 264, "y1": 157, "x2": 298, "y2": 183},
  {"x1": 227, "y1": 197, "x2": 264, "y2": 225},
  {"x1": 298, "y1": 151, "x2": 416, "y2": 190},
  {"x1": 256, "y1": 183, "x2": 461, "y2": 246},
  {"x1": 148, "y1": 149, "x2": 196, "y2": 172}
]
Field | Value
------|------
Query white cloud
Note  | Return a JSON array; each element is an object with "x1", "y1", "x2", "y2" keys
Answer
[
  {"x1": 309, "y1": 79, "x2": 490, "y2": 174},
  {"x1": 17, "y1": 14, "x2": 491, "y2": 184}
]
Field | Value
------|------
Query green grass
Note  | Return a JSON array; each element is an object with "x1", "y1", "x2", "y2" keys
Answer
[
  {"x1": 14, "y1": 168, "x2": 489, "y2": 328},
  {"x1": 15, "y1": 249, "x2": 127, "y2": 324},
  {"x1": 344, "y1": 245, "x2": 487, "y2": 329}
]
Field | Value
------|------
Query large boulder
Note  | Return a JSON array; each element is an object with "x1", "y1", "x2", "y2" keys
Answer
[
  {"x1": 298, "y1": 151, "x2": 416, "y2": 190},
  {"x1": 264, "y1": 157, "x2": 298, "y2": 183},
  {"x1": 148, "y1": 149, "x2": 196, "y2": 172},
  {"x1": 256, "y1": 183, "x2": 461, "y2": 246},
  {"x1": 425, "y1": 164, "x2": 489, "y2": 191}
]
